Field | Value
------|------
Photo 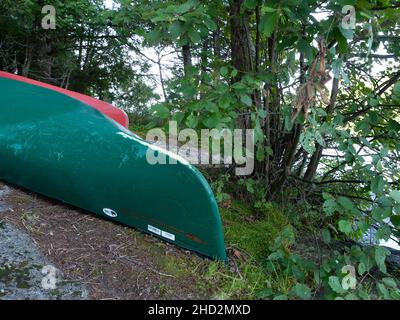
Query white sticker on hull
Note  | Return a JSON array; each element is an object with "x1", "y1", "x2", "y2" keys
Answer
[
  {"x1": 148, "y1": 225, "x2": 175, "y2": 241},
  {"x1": 161, "y1": 231, "x2": 175, "y2": 241},
  {"x1": 148, "y1": 225, "x2": 161, "y2": 235},
  {"x1": 103, "y1": 208, "x2": 118, "y2": 218}
]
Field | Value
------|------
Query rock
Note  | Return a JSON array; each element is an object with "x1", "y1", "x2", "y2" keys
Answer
[
  {"x1": 0, "y1": 186, "x2": 12, "y2": 213},
  {"x1": 0, "y1": 221, "x2": 88, "y2": 300}
]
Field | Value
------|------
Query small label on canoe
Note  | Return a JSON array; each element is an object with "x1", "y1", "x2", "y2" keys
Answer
[
  {"x1": 148, "y1": 225, "x2": 175, "y2": 241},
  {"x1": 161, "y1": 231, "x2": 175, "y2": 241},
  {"x1": 103, "y1": 208, "x2": 118, "y2": 218},
  {"x1": 148, "y1": 225, "x2": 161, "y2": 235}
]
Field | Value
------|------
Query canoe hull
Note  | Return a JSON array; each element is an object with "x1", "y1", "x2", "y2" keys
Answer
[
  {"x1": 0, "y1": 78, "x2": 227, "y2": 261},
  {"x1": 0, "y1": 71, "x2": 129, "y2": 128}
]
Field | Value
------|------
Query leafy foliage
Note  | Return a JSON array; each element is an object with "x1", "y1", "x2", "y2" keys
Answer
[{"x1": 137, "y1": 0, "x2": 400, "y2": 299}]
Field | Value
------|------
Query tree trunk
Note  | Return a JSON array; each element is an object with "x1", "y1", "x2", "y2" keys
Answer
[
  {"x1": 230, "y1": 0, "x2": 255, "y2": 78},
  {"x1": 303, "y1": 76, "x2": 340, "y2": 181},
  {"x1": 182, "y1": 44, "x2": 192, "y2": 76},
  {"x1": 267, "y1": 49, "x2": 305, "y2": 199},
  {"x1": 229, "y1": 0, "x2": 255, "y2": 134},
  {"x1": 21, "y1": 45, "x2": 33, "y2": 77}
]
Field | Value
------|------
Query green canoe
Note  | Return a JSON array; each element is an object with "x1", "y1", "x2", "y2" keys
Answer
[{"x1": 0, "y1": 77, "x2": 227, "y2": 261}]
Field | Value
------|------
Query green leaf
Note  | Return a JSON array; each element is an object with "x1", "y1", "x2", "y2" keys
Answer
[
  {"x1": 388, "y1": 119, "x2": 400, "y2": 133},
  {"x1": 181, "y1": 83, "x2": 197, "y2": 97},
  {"x1": 262, "y1": 6, "x2": 277, "y2": 13},
  {"x1": 256, "y1": 288, "x2": 273, "y2": 298},
  {"x1": 259, "y1": 12, "x2": 278, "y2": 38},
  {"x1": 202, "y1": 113, "x2": 221, "y2": 128},
  {"x1": 339, "y1": 25, "x2": 353, "y2": 40},
  {"x1": 145, "y1": 29, "x2": 162, "y2": 45},
  {"x1": 243, "y1": 0, "x2": 257, "y2": 9},
  {"x1": 258, "y1": 109, "x2": 267, "y2": 119},
  {"x1": 297, "y1": 39, "x2": 314, "y2": 60},
  {"x1": 151, "y1": 103, "x2": 170, "y2": 119},
  {"x1": 292, "y1": 283, "x2": 311, "y2": 300},
  {"x1": 254, "y1": 120, "x2": 264, "y2": 144},
  {"x1": 345, "y1": 293, "x2": 359, "y2": 300},
  {"x1": 390, "y1": 190, "x2": 400, "y2": 203},
  {"x1": 220, "y1": 66, "x2": 228, "y2": 77},
  {"x1": 169, "y1": 22, "x2": 184, "y2": 39},
  {"x1": 300, "y1": 130, "x2": 316, "y2": 154},
  {"x1": 256, "y1": 146, "x2": 265, "y2": 161},
  {"x1": 315, "y1": 131, "x2": 325, "y2": 147},
  {"x1": 150, "y1": 13, "x2": 170, "y2": 23},
  {"x1": 338, "y1": 196, "x2": 355, "y2": 212},
  {"x1": 273, "y1": 294, "x2": 288, "y2": 300},
  {"x1": 219, "y1": 95, "x2": 231, "y2": 109},
  {"x1": 321, "y1": 228, "x2": 331, "y2": 244},
  {"x1": 328, "y1": 276, "x2": 347, "y2": 294},
  {"x1": 335, "y1": 29, "x2": 349, "y2": 54},
  {"x1": 358, "y1": 262, "x2": 366, "y2": 276},
  {"x1": 390, "y1": 215, "x2": 400, "y2": 227},
  {"x1": 338, "y1": 220, "x2": 353, "y2": 235},
  {"x1": 382, "y1": 277, "x2": 398, "y2": 288},
  {"x1": 376, "y1": 225, "x2": 392, "y2": 241},
  {"x1": 284, "y1": 115, "x2": 294, "y2": 131},
  {"x1": 375, "y1": 247, "x2": 390, "y2": 274},
  {"x1": 376, "y1": 282, "x2": 390, "y2": 299},
  {"x1": 369, "y1": 98, "x2": 379, "y2": 107},
  {"x1": 358, "y1": 290, "x2": 370, "y2": 300},
  {"x1": 245, "y1": 180, "x2": 255, "y2": 193},
  {"x1": 372, "y1": 207, "x2": 386, "y2": 221},
  {"x1": 204, "y1": 17, "x2": 217, "y2": 31},
  {"x1": 204, "y1": 101, "x2": 218, "y2": 112},
  {"x1": 332, "y1": 59, "x2": 343, "y2": 79},
  {"x1": 185, "y1": 114, "x2": 199, "y2": 128},
  {"x1": 175, "y1": 0, "x2": 198, "y2": 14},
  {"x1": 231, "y1": 69, "x2": 238, "y2": 78},
  {"x1": 172, "y1": 111, "x2": 185, "y2": 124},
  {"x1": 393, "y1": 82, "x2": 400, "y2": 97},
  {"x1": 188, "y1": 28, "x2": 201, "y2": 44},
  {"x1": 371, "y1": 176, "x2": 385, "y2": 194},
  {"x1": 323, "y1": 199, "x2": 337, "y2": 216},
  {"x1": 240, "y1": 94, "x2": 253, "y2": 107}
]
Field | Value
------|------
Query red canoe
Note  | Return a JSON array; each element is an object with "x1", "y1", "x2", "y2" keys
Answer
[{"x1": 0, "y1": 71, "x2": 129, "y2": 128}]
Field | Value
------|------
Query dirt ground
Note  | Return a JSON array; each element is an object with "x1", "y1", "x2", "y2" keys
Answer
[{"x1": 0, "y1": 181, "x2": 216, "y2": 300}]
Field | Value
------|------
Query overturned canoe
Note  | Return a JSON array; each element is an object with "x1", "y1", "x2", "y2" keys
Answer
[
  {"x1": 0, "y1": 71, "x2": 129, "y2": 128},
  {"x1": 0, "y1": 77, "x2": 227, "y2": 261}
]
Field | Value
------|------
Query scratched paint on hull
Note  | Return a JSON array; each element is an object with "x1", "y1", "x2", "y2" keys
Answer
[{"x1": 0, "y1": 77, "x2": 227, "y2": 261}]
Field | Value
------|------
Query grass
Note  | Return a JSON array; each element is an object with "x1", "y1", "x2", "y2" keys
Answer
[
  {"x1": 221, "y1": 200, "x2": 289, "y2": 260},
  {"x1": 160, "y1": 254, "x2": 194, "y2": 279},
  {"x1": 146, "y1": 199, "x2": 291, "y2": 299},
  {"x1": 209, "y1": 200, "x2": 293, "y2": 299}
]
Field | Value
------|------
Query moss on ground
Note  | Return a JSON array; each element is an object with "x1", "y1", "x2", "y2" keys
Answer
[
  {"x1": 221, "y1": 200, "x2": 289, "y2": 260},
  {"x1": 203, "y1": 201, "x2": 289, "y2": 299}
]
